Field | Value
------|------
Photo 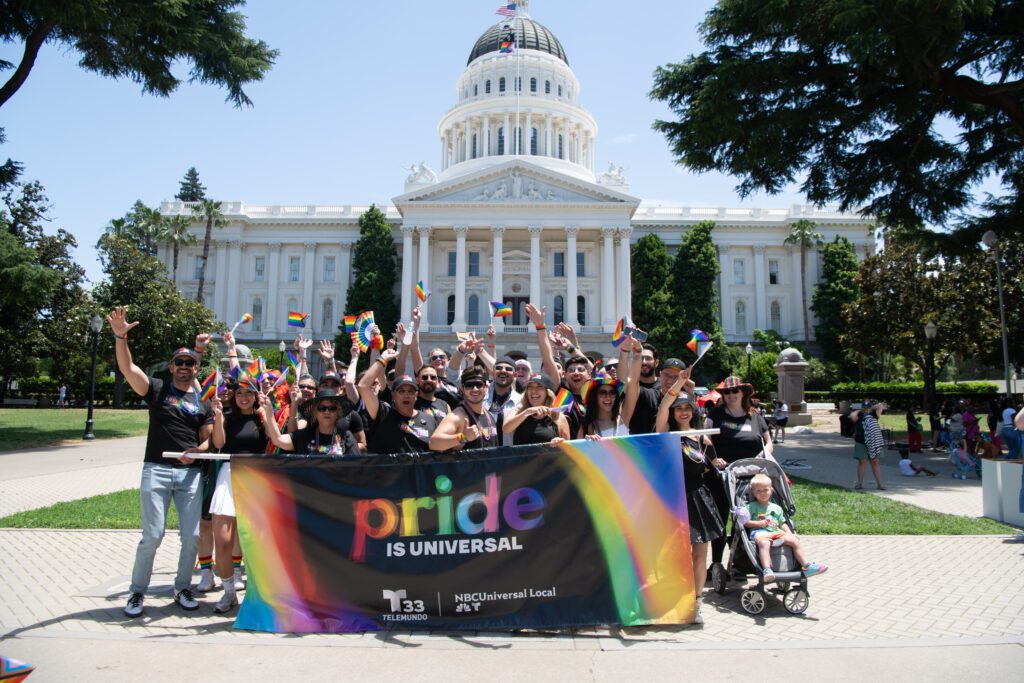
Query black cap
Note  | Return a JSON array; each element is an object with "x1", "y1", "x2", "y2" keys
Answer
[
  {"x1": 662, "y1": 358, "x2": 687, "y2": 371},
  {"x1": 392, "y1": 374, "x2": 417, "y2": 391},
  {"x1": 525, "y1": 373, "x2": 554, "y2": 392}
]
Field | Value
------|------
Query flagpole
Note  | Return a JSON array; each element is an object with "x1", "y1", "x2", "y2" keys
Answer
[{"x1": 514, "y1": 6, "x2": 521, "y2": 156}]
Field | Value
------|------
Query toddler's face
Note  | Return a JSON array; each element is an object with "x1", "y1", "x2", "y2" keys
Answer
[{"x1": 752, "y1": 484, "x2": 772, "y2": 503}]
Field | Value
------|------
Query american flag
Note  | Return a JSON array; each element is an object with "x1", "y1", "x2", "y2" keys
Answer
[{"x1": 495, "y1": 3, "x2": 517, "y2": 17}]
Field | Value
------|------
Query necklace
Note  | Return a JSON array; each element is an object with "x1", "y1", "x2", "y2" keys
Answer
[
  {"x1": 462, "y1": 401, "x2": 496, "y2": 442},
  {"x1": 167, "y1": 383, "x2": 199, "y2": 416}
]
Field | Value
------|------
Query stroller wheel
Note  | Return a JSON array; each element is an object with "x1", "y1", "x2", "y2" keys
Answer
[
  {"x1": 740, "y1": 589, "x2": 766, "y2": 615},
  {"x1": 711, "y1": 563, "x2": 728, "y2": 594},
  {"x1": 783, "y1": 589, "x2": 809, "y2": 614}
]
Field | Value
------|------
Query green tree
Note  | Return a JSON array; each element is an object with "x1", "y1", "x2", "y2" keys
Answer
[
  {"x1": 650, "y1": 1, "x2": 1024, "y2": 241},
  {"x1": 35, "y1": 229, "x2": 89, "y2": 384},
  {"x1": 192, "y1": 199, "x2": 228, "y2": 304},
  {"x1": 811, "y1": 235, "x2": 859, "y2": 365},
  {"x1": 161, "y1": 214, "x2": 196, "y2": 285},
  {"x1": 0, "y1": 230, "x2": 59, "y2": 392},
  {"x1": 0, "y1": 1, "x2": 278, "y2": 111},
  {"x1": 342, "y1": 205, "x2": 398, "y2": 363},
  {"x1": 784, "y1": 219, "x2": 823, "y2": 343},
  {"x1": 126, "y1": 200, "x2": 164, "y2": 257},
  {"x1": 630, "y1": 233, "x2": 675, "y2": 352},
  {"x1": 175, "y1": 167, "x2": 207, "y2": 203}
]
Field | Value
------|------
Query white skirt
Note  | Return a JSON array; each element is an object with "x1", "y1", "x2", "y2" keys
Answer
[{"x1": 209, "y1": 463, "x2": 235, "y2": 517}]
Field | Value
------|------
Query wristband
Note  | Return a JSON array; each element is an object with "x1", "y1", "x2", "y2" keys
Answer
[
  {"x1": 227, "y1": 353, "x2": 237, "y2": 358},
  {"x1": 377, "y1": 357, "x2": 388, "y2": 367},
  {"x1": 114, "y1": 334, "x2": 127, "y2": 340},
  {"x1": 457, "y1": 432, "x2": 466, "y2": 445},
  {"x1": 668, "y1": 390, "x2": 679, "y2": 397},
  {"x1": 534, "y1": 325, "x2": 546, "y2": 331},
  {"x1": 566, "y1": 343, "x2": 576, "y2": 354},
  {"x1": 194, "y1": 346, "x2": 206, "y2": 353}
]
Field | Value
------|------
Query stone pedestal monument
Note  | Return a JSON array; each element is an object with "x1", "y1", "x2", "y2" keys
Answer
[{"x1": 775, "y1": 347, "x2": 812, "y2": 426}]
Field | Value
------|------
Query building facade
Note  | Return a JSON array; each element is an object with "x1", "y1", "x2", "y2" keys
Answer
[{"x1": 159, "y1": 4, "x2": 874, "y2": 354}]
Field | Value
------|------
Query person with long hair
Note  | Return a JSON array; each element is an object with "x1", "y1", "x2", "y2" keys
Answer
[
  {"x1": 578, "y1": 345, "x2": 642, "y2": 439},
  {"x1": 655, "y1": 376, "x2": 723, "y2": 625},
  {"x1": 262, "y1": 389, "x2": 360, "y2": 456},
  {"x1": 502, "y1": 374, "x2": 570, "y2": 445}
]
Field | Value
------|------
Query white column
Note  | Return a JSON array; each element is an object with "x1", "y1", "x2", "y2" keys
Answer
[
  {"x1": 483, "y1": 115, "x2": 491, "y2": 157},
  {"x1": 529, "y1": 225, "x2": 543, "y2": 308},
  {"x1": 302, "y1": 241, "x2": 316, "y2": 325},
  {"x1": 417, "y1": 226, "x2": 432, "y2": 327},
  {"x1": 442, "y1": 130, "x2": 449, "y2": 170},
  {"x1": 226, "y1": 240, "x2": 243, "y2": 327},
  {"x1": 575, "y1": 126, "x2": 582, "y2": 164},
  {"x1": 491, "y1": 225, "x2": 505, "y2": 330},
  {"x1": 338, "y1": 241, "x2": 352, "y2": 319},
  {"x1": 719, "y1": 245, "x2": 732, "y2": 338},
  {"x1": 464, "y1": 117, "x2": 472, "y2": 161},
  {"x1": 213, "y1": 240, "x2": 229, "y2": 321},
  {"x1": 560, "y1": 120, "x2": 569, "y2": 159},
  {"x1": 453, "y1": 225, "x2": 468, "y2": 330},
  {"x1": 546, "y1": 115, "x2": 553, "y2": 157},
  {"x1": 266, "y1": 242, "x2": 281, "y2": 337},
  {"x1": 400, "y1": 226, "x2": 415, "y2": 322},
  {"x1": 525, "y1": 112, "x2": 532, "y2": 154},
  {"x1": 503, "y1": 112, "x2": 511, "y2": 155},
  {"x1": 789, "y1": 244, "x2": 802, "y2": 337},
  {"x1": 615, "y1": 228, "x2": 633, "y2": 320},
  {"x1": 566, "y1": 226, "x2": 579, "y2": 329},
  {"x1": 753, "y1": 246, "x2": 767, "y2": 332},
  {"x1": 601, "y1": 227, "x2": 616, "y2": 330},
  {"x1": 804, "y1": 247, "x2": 819, "y2": 341}
]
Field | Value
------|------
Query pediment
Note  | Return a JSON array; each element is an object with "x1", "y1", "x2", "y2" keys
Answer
[{"x1": 392, "y1": 160, "x2": 639, "y2": 207}]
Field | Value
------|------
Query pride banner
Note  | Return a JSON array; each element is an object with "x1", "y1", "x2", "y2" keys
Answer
[{"x1": 232, "y1": 433, "x2": 695, "y2": 632}]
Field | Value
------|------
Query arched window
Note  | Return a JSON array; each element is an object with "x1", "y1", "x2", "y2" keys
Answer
[
  {"x1": 577, "y1": 296, "x2": 586, "y2": 326},
  {"x1": 770, "y1": 301, "x2": 782, "y2": 332},
  {"x1": 554, "y1": 295, "x2": 564, "y2": 324},
  {"x1": 499, "y1": 77, "x2": 506, "y2": 93},
  {"x1": 498, "y1": 127, "x2": 505, "y2": 155},
  {"x1": 558, "y1": 134, "x2": 564, "y2": 159},
  {"x1": 545, "y1": 80, "x2": 551, "y2": 94},
  {"x1": 252, "y1": 298, "x2": 263, "y2": 332},
  {"x1": 472, "y1": 133, "x2": 478, "y2": 159},
  {"x1": 473, "y1": 84, "x2": 478, "y2": 96},
  {"x1": 447, "y1": 295, "x2": 456, "y2": 325},
  {"x1": 467, "y1": 295, "x2": 480, "y2": 326},
  {"x1": 558, "y1": 84, "x2": 563, "y2": 97},
  {"x1": 530, "y1": 127, "x2": 538, "y2": 155},
  {"x1": 322, "y1": 298, "x2": 334, "y2": 333},
  {"x1": 485, "y1": 79, "x2": 491, "y2": 94},
  {"x1": 735, "y1": 301, "x2": 747, "y2": 336},
  {"x1": 530, "y1": 77, "x2": 537, "y2": 92}
]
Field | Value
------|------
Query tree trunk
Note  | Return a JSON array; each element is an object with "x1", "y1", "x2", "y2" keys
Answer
[
  {"x1": 172, "y1": 243, "x2": 179, "y2": 285},
  {"x1": 197, "y1": 214, "x2": 213, "y2": 303},
  {"x1": 800, "y1": 238, "x2": 810, "y2": 342},
  {"x1": 0, "y1": 21, "x2": 55, "y2": 109}
]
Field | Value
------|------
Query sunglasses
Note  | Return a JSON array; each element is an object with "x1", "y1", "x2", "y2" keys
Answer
[
  {"x1": 597, "y1": 388, "x2": 618, "y2": 396},
  {"x1": 720, "y1": 387, "x2": 742, "y2": 395},
  {"x1": 317, "y1": 404, "x2": 340, "y2": 413},
  {"x1": 418, "y1": 375, "x2": 437, "y2": 381},
  {"x1": 298, "y1": 384, "x2": 317, "y2": 391},
  {"x1": 463, "y1": 381, "x2": 485, "y2": 390},
  {"x1": 495, "y1": 366, "x2": 514, "y2": 373},
  {"x1": 430, "y1": 354, "x2": 448, "y2": 361},
  {"x1": 172, "y1": 358, "x2": 196, "y2": 367}
]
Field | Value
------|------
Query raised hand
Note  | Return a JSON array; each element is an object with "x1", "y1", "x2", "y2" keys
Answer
[
  {"x1": 318, "y1": 339, "x2": 335, "y2": 361},
  {"x1": 194, "y1": 333, "x2": 212, "y2": 350},
  {"x1": 396, "y1": 322, "x2": 406, "y2": 339},
  {"x1": 211, "y1": 396, "x2": 223, "y2": 419},
  {"x1": 464, "y1": 424, "x2": 482, "y2": 443},
  {"x1": 380, "y1": 348, "x2": 399, "y2": 364},
  {"x1": 386, "y1": 335, "x2": 397, "y2": 351},
  {"x1": 525, "y1": 303, "x2": 546, "y2": 326},
  {"x1": 106, "y1": 306, "x2": 140, "y2": 337},
  {"x1": 486, "y1": 324, "x2": 496, "y2": 341},
  {"x1": 350, "y1": 339, "x2": 361, "y2": 358},
  {"x1": 297, "y1": 335, "x2": 313, "y2": 351},
  {"x1": 223, "y1": 330, "x2": 236, "y2": 348},
  {"x1": 411, "y1": 306, "x2": 421, "y2": 327}
]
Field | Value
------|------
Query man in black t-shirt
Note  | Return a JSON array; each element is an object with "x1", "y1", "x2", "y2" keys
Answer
[
  {"x1": 359, "y1": 349, "x2": 440, "y2": 453},
  {"x1": 108, "y1": 306, "x2": 214, "y2": 618},
  {"x1": 630, "y1": 351, "x2": 687, "y2": 435},
  {"x1": 413, "y1": 364, "x2": 450, "y2": 421}
]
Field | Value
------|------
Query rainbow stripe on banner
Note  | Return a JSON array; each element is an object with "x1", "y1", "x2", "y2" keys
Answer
[
  {"x1": 287, "y1": 311, "x2": 308, "y2": 328},
  {"x1": 231, "y1": 433, "x2": 694, "y2": 633},
  {"x1": 490, "y1": 301, "x2": 512, "y2": 317},
  {"x1": 550, "y1": 387, "x2": 574, "y2": 412}
]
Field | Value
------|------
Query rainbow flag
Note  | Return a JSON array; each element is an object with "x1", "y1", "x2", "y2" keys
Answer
[
  {"x1": 344, "y1": 315, "x2": 358, "y2": 334},
  {"x1": 415, "y1": 280, "x2": 430, "y2": 302},
  {"x1": 247, "y1": 358, "x2": 261, "y2": 378},
  {"x1": 200, "y1": 369, "x2": 220, "y2": 401},
  {"x1": 0, "y1": 655, "x2": 35, "y2": 683},
  {"x1": 287, "y1": 311, "x2": 308, "y2": 328},
  {"x1": 687, "y1": 329, "x2": 714, "y2": 362},
  {"x1": 611, "y1": 317, "x2": 629, "y2": 347},
  {"x1": 498, "y1": 24, "x2": 516, "y2": 53},
  {"x1": 272, "y1": 367, "x2": 291, "y2": 389},
  {"x1": 230, "y1": 312, "x2": 253, "y2": 333},
  {"x1": 286, "y1": 351, "x2": 300, "y2": 369},
  {"x1": 353, "y1": 311, "x2": 376, "y2": 353},
  {"x1": 455, "y1": 331, "x2": 474, "y2": 343},
  {"x1": 551, "y1": 387, "x2": 574, "y2": 412},
  {"x1": 490, "y1": 301, "x2": 512, "y2": 318}
]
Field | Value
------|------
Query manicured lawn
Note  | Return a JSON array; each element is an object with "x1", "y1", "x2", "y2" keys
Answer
[
  {"x1": 789, "y1": 476, "x2": 1015, "y2": 535},
  {"x1": 0, "y1": 478, "x2": 1015, "y2": 535},
  {"x1": 0, "y1": 408, "x2": 149, "y2": 451}
]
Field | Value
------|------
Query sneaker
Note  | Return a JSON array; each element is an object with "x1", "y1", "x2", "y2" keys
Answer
[
  {"x1": 232, "y1": 567, "x2": 245, "y2": 592},
  {"x1": 693, "y1": 598, "x2": 704, "y2": 625},
  {"x1": 214, "y1": 591, "x2": 239, "y2": 614},
  {"x1": 803, "y1": 562, "x2": 828, "y2": 577},
  {"x1": 196, "y1": 569, "x2": 216, "y2": 593},
  {"x1": 174, "y1": 589, "x2": 200, "y2": 611},
  {"x1": 761, "y1": 568, "x2": 776, "y2": 584},
  {"x1": 124, "y1": 592, "x2": 144, "y2": 618}
]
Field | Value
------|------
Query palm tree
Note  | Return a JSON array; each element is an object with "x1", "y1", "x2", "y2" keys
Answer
[
  {"x1": 192, "y1": 199, "x2": 228, "y2": 304},
  {"x1": 784, "y1": 219, "x2": 824, "y2": 343},
  {"x1": 162, "y1": 214, "x2": 196, "y2": 285},
  {"x1": 133, "y1": 203, "x2": 164, "y2": 258}
]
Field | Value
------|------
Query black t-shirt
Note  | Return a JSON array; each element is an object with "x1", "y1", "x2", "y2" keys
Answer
[
  {"x1": 289, "y1": 424, "x2": 360, "y2": 456},
  {"x1": 222, "y1": 413, "x2": 267, "y2": 454},
  {"x1": 143, "y1": 378, "x2": 214, "y2": 466},
  {"x1": 513, "y1": 415, "x2": 559, "y2": 446},
  {"x1": 559, "y1": 380, "x2": 585, "y2": 438},
  {"x1": 460, "y1": 405, "x2": 500, "y2": 450},
  {"x1": 415, "y1": 396, "x2": 450, "y2": 422},
  {"x1": 367, "y1": 403, "x2": 440, "y2": 454},
  {"x1": 339, "y1": 410, "x2": 364, "y2": 435},
  {"x1": 707, "y1": 406, "x2": 770, "y2": 463},
  {"x1": 681, "y1": 436, "x2": 717, "y2": 493},
  {"x1": 629, "y1": 384, "x2": 663, "y2": 435},
  {"x1": 434, "y1": 380, "x2": 461, "y2": 409}
]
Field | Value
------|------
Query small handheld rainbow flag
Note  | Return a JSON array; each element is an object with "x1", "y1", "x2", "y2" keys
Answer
[
  {"x1": 287, "y1": 311, "x2": 308, "y2": 328},
  {"x1": 550, "y1": 387, "x2": 574, "y2": 412},
  {"x1": 0, "y1": 655, "x2": 35, "y2": 683},
  {"x1": 229, "y1": 312, "x2": 253, "y2": 334},
  {"x1": 490, "y1": 301, "x2": 512, "y2": 317},
  {"x1": 687, "y1": 329, "x2": 714, "y2": 363},
  {"x1": 344, "y1": 315, "x2": 358, "y2": 334},
  {"x1": 272, "y1": 366, "x2": 291, "y2": 389},
  {"x1": 611, "y1": 317, "x2": 629, "y2": 347},
  {"x1": 199, "y1": 369, "x2": 220, "y2": 401},
  {"x1": 416, "y1": 280, "x2": 431, "y2": 302},
  {"x1": 286, "y1": 351, "x2": 300, "y2": 370},
  {"x1": 455, "y1": 331, "x2": 475, "y2": 343}
]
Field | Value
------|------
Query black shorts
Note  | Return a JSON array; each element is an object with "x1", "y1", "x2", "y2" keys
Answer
[{"x1": 776, "y1": 418, "x2": 788, "y2": 427}]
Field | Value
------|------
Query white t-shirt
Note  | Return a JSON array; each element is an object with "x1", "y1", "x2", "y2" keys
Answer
[
  {"x1": 1002, "y1": 408, "x2": 1017, "y2": 428},
  {"x1": 775, "y1": 403, "x2": 789, "y2": 419},
  {"x1": 899, "y1": 458, "x2": 916, "y2": 476}
]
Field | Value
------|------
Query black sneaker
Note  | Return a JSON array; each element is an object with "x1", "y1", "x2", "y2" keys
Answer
[
  {"x1": 124, "y1": 592, "x2": 144, "y2": 617},
  {"x1": 174, "y1": 588, "x2": 200, "y2": 611}
]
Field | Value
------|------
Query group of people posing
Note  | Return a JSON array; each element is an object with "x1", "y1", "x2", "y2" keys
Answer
[{"x1": 108, "y1": 301, "x2": 823, "y2": 625}]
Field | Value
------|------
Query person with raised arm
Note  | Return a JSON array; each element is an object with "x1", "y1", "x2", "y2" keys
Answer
[
  {"x1": 578, "y1": 338, "x2": 643, "y2": 439},
  {"x1": 261, "y1": 388, "x2": 359, "y2": 456},
  {"x1": 358, "y1": 347, "x2": 441, "y2": 453},
  {"x1": 429, "y1": 365, "x2": 500, "y2": 452},
  {"x1": 107, "y1": 306, "x2": 214, "y2": 618}
]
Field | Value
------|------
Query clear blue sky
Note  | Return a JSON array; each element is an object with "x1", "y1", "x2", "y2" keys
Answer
[{"x1": 1, "y1": 1, "x2": 842, "y2": 283}]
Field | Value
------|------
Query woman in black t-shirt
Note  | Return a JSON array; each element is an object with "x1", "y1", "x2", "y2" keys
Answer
[
  {"x1": 262, "y1": 390, "x2": 359, "y2": 456},
  {"x1": 502, "y1": 374, "x2": 570, "y2": 445},
  {"x1": 705, "y1": 376, "x2": 773, "y2": 567}
]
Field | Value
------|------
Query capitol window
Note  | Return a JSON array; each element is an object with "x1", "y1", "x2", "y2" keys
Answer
[
  {"x1": 553, "y1": 251, "x2": 565, "y2": 277},
  {"x1": 577, "y1": 252, "x2": 585, "y2": 277},
  {"x1": 554, "y1": 295, "x2": 564, "y2": 324},
  {"x1": 736, "y1": 301, "x2": 747, "y2": 335},
  {"x1": 733, "y1": 259, "x2": 745, "y2": 285},
  {"x1": 485, "y1": 79, "x2": 491, "y2": 94},
  {"x1": 530, "y1": 127, "x2": 538, "y2": 155},
  {"x1": 516, "y1": 76, "x2": 522, "y2": 91},
  {"x1": 467, "y1": 295, "x2": 480, "y2": 326},
  {"x1": 545, "y1": 80, "x2": 551, "y2": 94},
  {"x1": 499, "y1": 77, "x2": 506, "y2": 93},
  {"x1": 447, "y1": 251, "x2": 456, "y2": 277},
  {"x1": 770, "y1": 301, "x2": 781, "y2": 332},
  {"x1": 577, "y1": 296, "x2": 586, "y2": 326},
  {"x1": 468, "y1": 252, "x2": 480, "y2": 277},
  {"x1": 447, "y1": 295, "x2": 456, "y2": 325},
  {"x1": 322, "y1": 298, "x2": 334, "y2": 333},
  {"x1": 287, "y1": 297, "x2": 299, "y2": 318},
  {"x1": 558, "y1": 84, "x2": 562, "y2": 97},
  {"x1": 252, "y1": 298, "x2": 263, "y2": 332},
  {"x1": 498, "y1": 127, "x2": 505, "y2": 154},
  {"x1": 289, "y1": 256, "x2": 300, "y2": 282},
  {"x1": 323, "y1": 256, "x2": 335, "y2": 283},
  {"x1": 193, "y1": 255, "x2": 203, "y2": 281},
  {"x1": 473, "y1": 84, "x2": 478, "y2": 96},
  {"x1": 769, "y1": 259, "x2": 779, "y2": 285},
  {"x1": 530, "y1": 77, "x2": 537, "y2": 92},
  {"x1": 254, "y1": 256, "x2": 265, "y2": 282}
]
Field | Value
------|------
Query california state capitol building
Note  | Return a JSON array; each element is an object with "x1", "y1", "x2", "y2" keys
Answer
[{"x1": 157, "y1": 1, "x2": 874, "y2": 358}]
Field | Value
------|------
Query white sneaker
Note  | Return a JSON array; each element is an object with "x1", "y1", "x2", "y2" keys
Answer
[
  {"x1": 196, "y1": 568, "x2": 216, "y2": 593},
  {"x1": 174, "y1": 589, "x2": 199, "y2": 611},
  {"x1": 214, "y1": 590, "x2": 239, "y2": 614},
  {"x1": 232, "y1": 567, "x2": 245, "y2": 591},
  {"x1": 124, "y1": 592, "x2": 144, "y2": 618},
  {"x1": 693, "y1": 598, "x2": 704, "y2": 625}
]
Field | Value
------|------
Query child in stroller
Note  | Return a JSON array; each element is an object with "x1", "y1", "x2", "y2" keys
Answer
[{"x1": 743, "y1": 473, "x2": 827, "y2": 583}]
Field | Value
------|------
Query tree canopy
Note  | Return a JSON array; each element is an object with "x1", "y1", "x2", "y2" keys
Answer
[
  {"x1": 175, "y1": 167, "x2": 207, "y2": 203},
  {"x1": 342, "y1": 205, "x2": 398, "y2": 362},
  {"x1": 811, "y1": 236, "x2": 859, "y2": 366},
  {"x1": 650, "y1": 0, "x2": 1024, "y2": 243},
  {"x1": 0, "y1": 0, "x2": 278, "y2": 110}
]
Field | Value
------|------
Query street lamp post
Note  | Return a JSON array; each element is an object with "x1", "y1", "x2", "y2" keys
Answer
[
  {"x1": 982, "y1": 231, "x2": 1012, "y2": 397},
  {"x1": 278, "y1": 341, "x2": 286, "y2": 373},
  {"x1": 83, "y1": 314, "x2": 103, "y2": 440},
  {"x1": 745, "y1": 342, "x2": 753, "y2": 381},
  {"x1": 924, "y1": 322, "x2": 937, "y2": 416}
]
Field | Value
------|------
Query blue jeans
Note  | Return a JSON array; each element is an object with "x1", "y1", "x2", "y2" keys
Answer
[
  {"x1": 1001, "y1": 427, "x2": 1022, "y2": 459},
  {"x1": 129, "y1": 462, "x2": 202, "y2": 594}
]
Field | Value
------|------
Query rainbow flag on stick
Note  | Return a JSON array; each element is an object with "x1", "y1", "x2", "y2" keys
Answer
[
  {"x1": 611, "y1": 317, "x2": 629, "y2": 347},
  {"x1": 287, "y1": 311, "x2": 308, "y2": 328},
  {"x1": 490, "y1": 301, "x2": 512, "y2": 318},
  {"x1": 455, "y1": 331, "x2": 475, "y2": 343},
  {"x1": 229, "y1": 313, "x2": 253, "y2": 334},
  {"x1": 286, "y1": 351, "x2": 300, "y2": 370},
  {"x1": 550, "y1": 387, "x2": 574, "y2": 412},
  {"x1": 416, "y1": 280, "x2": 431, "y2": 302},
  {"x1": 272, "y1": 366, "x2": 291, "y2": 389},
  {"x1": 686, "y1": 329, "x2": 714, "y2": 364},
  {"x1": 200, "y1": 369, "x2": 220, "y2": 401},
  {"x1": 0, "y1": 655, "x2": 35, "y2": 683}
]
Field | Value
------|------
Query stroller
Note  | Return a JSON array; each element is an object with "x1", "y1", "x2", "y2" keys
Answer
[{"x1": 708, "y1": 458, "x2": 811, "y2": 615}]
